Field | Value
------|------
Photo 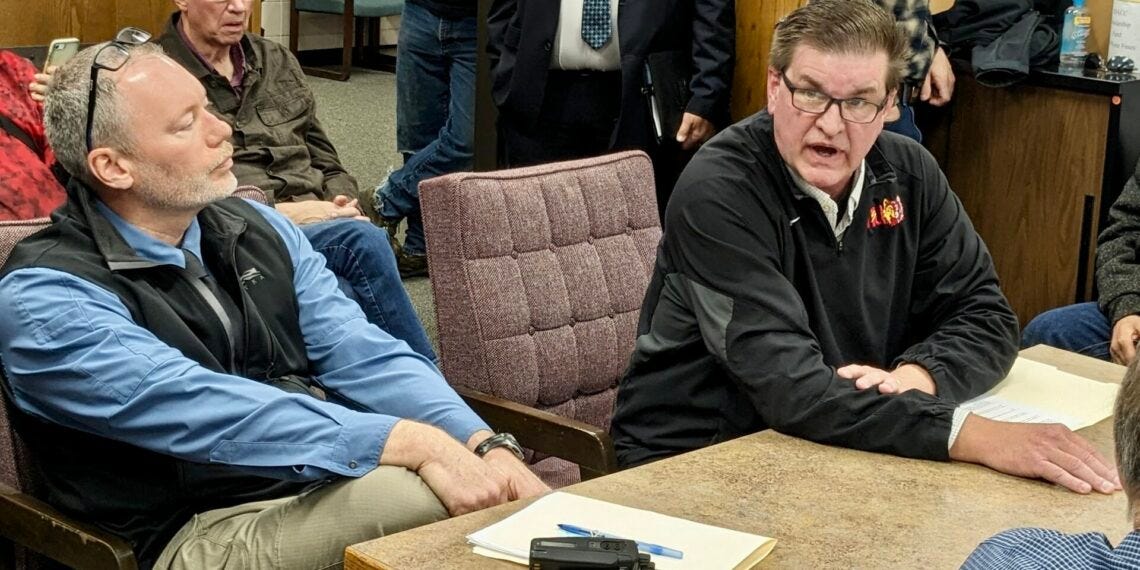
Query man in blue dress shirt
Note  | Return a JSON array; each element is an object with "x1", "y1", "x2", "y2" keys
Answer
[
  {"x1": 963, "y1": 360, "x2": 1140, "y2": 569},
  {"x1": 0, "y1": 42, "x2": 547, "y2": 570}
]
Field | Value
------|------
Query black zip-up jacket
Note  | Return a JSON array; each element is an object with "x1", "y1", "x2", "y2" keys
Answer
[
  {"x1": 0, "y1": 182, "x2": 313, "y2": 568},
  {"x1": 610, "y1": 112, "x2": 1019, "y2": 467}
]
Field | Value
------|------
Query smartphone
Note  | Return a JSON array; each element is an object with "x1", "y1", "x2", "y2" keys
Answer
[{"x1": 44, "y1": 38, "x2": 80, "y2": 71}]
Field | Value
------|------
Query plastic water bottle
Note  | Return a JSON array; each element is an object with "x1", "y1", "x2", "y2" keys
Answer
[{"x1": 1060, "y1": 0, "x2": 1092, "y2": 69}]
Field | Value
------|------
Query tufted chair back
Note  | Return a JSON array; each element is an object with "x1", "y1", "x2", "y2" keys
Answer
[{"x1": 420, "y1": 151, "x2": 661, "y2": 487}]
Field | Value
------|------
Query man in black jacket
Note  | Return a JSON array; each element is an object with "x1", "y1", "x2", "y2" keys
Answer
[
  {"x1": 486, "y1": 0, "x2": 734, "y2": 214},
  {"x1": 610, "y1": 0, "x2": 1119, "y2": 495}
]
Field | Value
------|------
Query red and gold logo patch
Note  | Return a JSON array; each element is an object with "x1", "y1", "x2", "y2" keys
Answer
[{"x1": 867, "y1": 195, "x2": 906, "y2": 230}]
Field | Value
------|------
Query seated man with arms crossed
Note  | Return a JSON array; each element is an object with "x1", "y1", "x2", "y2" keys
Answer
[
  {"x1": 964, "y1": 359, "x2": 1140, "y2": 568},
  {"x1": 0, "y1": 42, "x2": 547, "y2": 569},
  {"x1": 33, "y1": 0, "x2": 438, "y2": 360},
  {"x1": 610, "y1": 0, "x2": 1119, "y2": 495}
]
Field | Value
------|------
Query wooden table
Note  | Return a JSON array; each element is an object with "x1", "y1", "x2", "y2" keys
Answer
[{"x1": 346, "y1": 346, "x2": 1128, "y2": 569}]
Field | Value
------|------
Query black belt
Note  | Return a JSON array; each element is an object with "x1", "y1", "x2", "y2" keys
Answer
[{"x1": 899, "y1": 82, "x2": 919, "y2": 104}]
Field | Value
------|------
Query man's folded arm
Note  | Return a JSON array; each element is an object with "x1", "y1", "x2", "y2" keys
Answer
[
  {"x1": 891, "y1": 167, "x2": 1018, "y2": 403},
  {"x1": 0, "y1": 267, "x2": 399, "y2": 482},
  {"x1": 248, "y1": 200, "x2": 490, "y2": 445},
  {"x1": 668, "y1": 187, "x2": 956, "y2": 460}
]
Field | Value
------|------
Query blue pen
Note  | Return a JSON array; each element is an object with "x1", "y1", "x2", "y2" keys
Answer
[{"x1": 557, "y1": 523, "x2": 684, "y2": 560}]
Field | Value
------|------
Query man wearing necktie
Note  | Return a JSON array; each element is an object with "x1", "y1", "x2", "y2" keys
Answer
[{"x1": 487, "y1": 0, "x2": 735, "y2": 216}]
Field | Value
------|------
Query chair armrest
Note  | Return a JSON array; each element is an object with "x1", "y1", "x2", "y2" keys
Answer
[
  {"x1": 454, "y1": 386, "x2": 618, "y2": 480},
  {"x1": 0, "y1": 483, "x2": 137, "y2": 570}
]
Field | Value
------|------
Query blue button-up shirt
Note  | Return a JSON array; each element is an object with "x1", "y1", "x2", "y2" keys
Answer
[
  {"x1": 0, "y1": 199, "x2": 489, "y2": 482},
  {"x1": 963, "y1": 528, "x2": 1140, "y2": 569}
]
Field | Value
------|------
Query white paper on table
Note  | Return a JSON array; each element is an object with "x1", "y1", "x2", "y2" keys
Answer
[
  {"x1": 959, "y1": 356, "x2": 1119, "y2": 430},
  {"x1": 466, "y1": 492, "x2": 776, "y2": 569}
]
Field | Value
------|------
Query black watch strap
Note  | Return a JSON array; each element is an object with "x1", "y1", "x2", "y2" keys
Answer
[{"x1": 474, "y1": 432, "x2": 525, "y2": 461}]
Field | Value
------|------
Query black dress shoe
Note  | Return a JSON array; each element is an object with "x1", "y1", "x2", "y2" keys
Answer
[
  {"x1": 376, "y1": 217, "x2": 402, "y2": 257},
  {"x1": 397, "y1": 252, "x2": 428, "y2": 279}
]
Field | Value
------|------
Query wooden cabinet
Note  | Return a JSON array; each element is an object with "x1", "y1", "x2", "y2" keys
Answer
[{"x1": 925, "y1": 70, "x2": 1140, "y2": 326}]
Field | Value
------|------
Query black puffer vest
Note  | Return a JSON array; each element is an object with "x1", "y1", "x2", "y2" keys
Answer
[{"x1": 1, "y1": 182, "x2": 316, "y2": 568}]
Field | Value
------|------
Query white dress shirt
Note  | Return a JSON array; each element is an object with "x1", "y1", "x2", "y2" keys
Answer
[{"x1": 552, "y1": 0, "x2": 621, "y2": 70}]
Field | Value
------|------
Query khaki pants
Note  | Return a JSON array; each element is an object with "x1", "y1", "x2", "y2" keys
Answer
[{"x1": 154, "y1": 466, "x2": 448, "y2": 570}]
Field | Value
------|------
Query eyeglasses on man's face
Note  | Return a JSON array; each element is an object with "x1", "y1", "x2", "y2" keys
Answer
[
  {"x1": 780, "y1": 71, "x2": 890, "y2": 124},
  {"x1": 85, "y1": 27, "x2": 152, "y2": 153}
]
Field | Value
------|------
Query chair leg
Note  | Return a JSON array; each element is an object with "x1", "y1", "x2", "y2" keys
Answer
[
  {"x1": 288, "y1": 0, "x2": 300, "y2": 56},
  {"x1": 296, "y1": 0, "x2": 354, "y2": 81},
  {"x1": 336, "y1": 0, "x2": 355, "y2": 81},
  {"x1": 354, "y1": 16, "x2": 366, "y2": 65},
  {"x1": 354, "y1": 15, "x2": 397, "y2": 74},
  {"x1": 369, "y1": 17, "x2": 381, "y2": 59}
]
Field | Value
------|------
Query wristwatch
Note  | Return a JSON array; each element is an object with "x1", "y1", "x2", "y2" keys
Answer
[{"x1": 474, "y1": 432, "x2": 525, "y2": 461}]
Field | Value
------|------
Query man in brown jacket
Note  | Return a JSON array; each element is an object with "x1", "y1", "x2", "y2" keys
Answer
[{"x1": 157, "y1": 0, "x2": 438, "y2": 359}]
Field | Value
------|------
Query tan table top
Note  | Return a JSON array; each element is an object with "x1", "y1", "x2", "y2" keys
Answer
[{"x1": 345, "y1": 345, "x2": 1129, "y2": 569}]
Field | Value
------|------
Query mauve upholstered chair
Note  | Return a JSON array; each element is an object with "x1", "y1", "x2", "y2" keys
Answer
[
  {"x1": 420, "y1": 151, "x2": 662, "y2": 488},
  {"x1": 0, "y1": 217, "x2": 138, "y2": 569},
  {"x1": 0, "y1": 187, "x2": 266, "y2": 569}
]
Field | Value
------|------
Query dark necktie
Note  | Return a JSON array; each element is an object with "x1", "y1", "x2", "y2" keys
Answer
[
  {"x1": 581, "y1": 0, "x2": 612, "y2": 50},
  {"x1": 183, "y1": 250, "x2": 243, "y2": 365}
]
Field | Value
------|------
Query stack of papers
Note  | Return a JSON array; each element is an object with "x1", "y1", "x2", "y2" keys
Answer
[
  {"x1": 467, "y1": 492, "x2": 776, "y2": 569},
  {"x1": 960, "y1": 356, "x2": 1120, "y2": 430}
]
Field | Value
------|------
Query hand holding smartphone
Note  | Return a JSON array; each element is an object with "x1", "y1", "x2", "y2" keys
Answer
[
  {"x1": 44, "y1": 38, "x2": 80, "y2": 70},
  {"x1": 29, "y1": 37, "x2": 78, "y2": 102}
]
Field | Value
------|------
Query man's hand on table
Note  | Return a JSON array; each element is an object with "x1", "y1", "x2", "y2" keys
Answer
[
  {"x1": 838, "y1": 363, "x2": 936, "y2": 395},
  {"x1": 949, "y1": 414, "x2": 1121, "y2": 494},
  {"x1": 468, "y1": 430, "x2": 551, "y2": 501}
]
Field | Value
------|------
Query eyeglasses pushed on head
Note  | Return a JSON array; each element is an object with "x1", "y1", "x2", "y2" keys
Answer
[{"x1": 85, "y1": 27, "x2": 152, "y2": 153}]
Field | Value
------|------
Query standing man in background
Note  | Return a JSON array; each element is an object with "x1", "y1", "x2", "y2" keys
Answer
[
  {"x1": 877, "y1": 0, "x2": 956, "y2": 141},
  {"x1": 487, "y1": 0, "x2": 735, "y2": 217},
  {"x1": 373, "y1": 0, "x2": 477, "y2": 278}
]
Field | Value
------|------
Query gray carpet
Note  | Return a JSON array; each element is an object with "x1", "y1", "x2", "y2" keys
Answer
[{"x1": 307, "y1": 69, "x2": 440, "y2": 350}]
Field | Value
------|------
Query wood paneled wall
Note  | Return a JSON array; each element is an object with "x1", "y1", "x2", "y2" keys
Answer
[
  {"x1": 731, "y1": 0, "x2": 802, "y2": 120},
  {"x1": 0, "y1": 0, "x2": 262, "y2": 47},
  {"x1": 730, "y1": 0, "x2": 1115, "y2": 121}
]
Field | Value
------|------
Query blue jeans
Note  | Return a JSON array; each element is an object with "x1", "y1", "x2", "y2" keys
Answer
[
  {"x1": 377, "y1": 2, "x2": 476, "y2": 256},
  {"x1": 883, "y1": 101, "x2": 922, "y2": 143},
  {"x1": 301, "y1": 220, "x2": 436, "y2": 361},
  {"x1": 1021, "y1": 301, "x2": 1111, "y2": 361}
]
